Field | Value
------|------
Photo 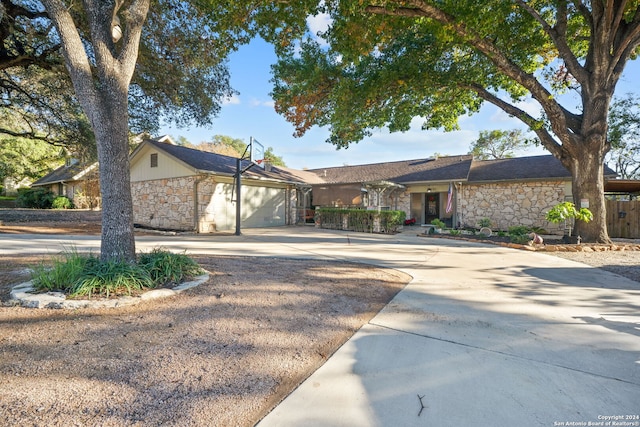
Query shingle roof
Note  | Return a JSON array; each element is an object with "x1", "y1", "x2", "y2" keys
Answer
[
  {"x1": 144, "y1": 139, "x2": 311, "y2": 184},
  {"x1": 468, "y1": 154, "x2": 616, "y2": 182},
  {"x1": 307, "y1": 155, "x2": 474, "y2": 184},
  {"x1": 32, "y1": 162, "x2": 97, "y2": 186}
]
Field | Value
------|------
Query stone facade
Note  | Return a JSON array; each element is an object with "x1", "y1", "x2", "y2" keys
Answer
[
  {"x1": 458, "y1": 180, "x2": 568, "y2": 233},
  {"x1": 132, "y1": 176, "x2": 299, "y2": 233},
  {"x1": 132, "y1": 177, "x2": 196, "y2": 231}
]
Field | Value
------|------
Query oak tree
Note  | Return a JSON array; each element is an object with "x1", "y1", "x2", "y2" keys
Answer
[{"x1": 272, "y1": 1, "x2": 640, "y2": 242}]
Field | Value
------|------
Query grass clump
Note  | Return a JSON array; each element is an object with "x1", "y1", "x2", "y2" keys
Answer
[
  {"x1": 138, "y1": 248, "x2": 204, "y2": 286},
  {"x1": 31, "y1": 248, "x2": 204, "y2": 298}
]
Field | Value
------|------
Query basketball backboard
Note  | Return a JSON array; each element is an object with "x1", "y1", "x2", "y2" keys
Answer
[{"x1": 250, "y1": 138, "x2": 264, "y2": 169}]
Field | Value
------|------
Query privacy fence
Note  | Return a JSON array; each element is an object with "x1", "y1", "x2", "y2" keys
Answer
[{"x1": 606, "y1": 199, "x2": 640, "y2": 238}]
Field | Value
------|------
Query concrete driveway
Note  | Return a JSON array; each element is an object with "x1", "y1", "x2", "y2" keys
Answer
[{"x1": 2, "y1": 227, "x2": 639, "y2": 426}]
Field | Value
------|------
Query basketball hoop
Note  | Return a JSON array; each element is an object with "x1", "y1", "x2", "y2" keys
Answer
[{"x1": 250, "y1": 137, "x2": 265, "y2": 169}]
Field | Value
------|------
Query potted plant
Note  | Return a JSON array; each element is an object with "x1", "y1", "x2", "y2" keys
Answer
[
  {"x1": 430, "y1": 218, "x2": 446, "y2": 233},
  {"x1": 545, "y1": 202, "x2": 593, "y2": 243}
]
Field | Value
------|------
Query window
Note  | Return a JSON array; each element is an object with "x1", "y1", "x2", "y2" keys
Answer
[{"x1": 150, "y1": 153, "x2": 158, "y2": 168}]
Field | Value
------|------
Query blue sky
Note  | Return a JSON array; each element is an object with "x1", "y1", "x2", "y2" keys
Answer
[{"x1": 161, "y1": 36, "x2": 640, "y2": 171}]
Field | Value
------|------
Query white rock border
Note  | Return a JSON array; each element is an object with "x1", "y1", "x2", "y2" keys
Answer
[{"x1": 9, "y1": 272, "x2": 210, "y2": 309}]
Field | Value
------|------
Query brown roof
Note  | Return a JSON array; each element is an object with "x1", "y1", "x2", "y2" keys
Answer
[
  {"x1": 468, "y1": 155, "x2": 617, "y2": 182},
  {"x1": 32, "y1": 162, "x2": 97, "y2": 186},
  {"x1": 605, "y1": 179, "x2": 640, "y2": 194},
  {"x1": 307, "y1": 155, "x2": 473, "y2": 184},
  {"x1": 142, "y1": 139, "x2": 311, "y2": 185}
]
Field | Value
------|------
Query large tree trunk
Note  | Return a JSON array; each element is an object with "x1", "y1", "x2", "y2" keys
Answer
[
  {"x1": 93, "y1": 86, "x2": 136, "y2": 263},
  {"x1": 565, "y1": 142, "x2": 611, "y2": 244}
]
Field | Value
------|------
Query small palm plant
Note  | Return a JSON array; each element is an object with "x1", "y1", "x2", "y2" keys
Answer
[{"x1": 545, "y1": 202, "x2": 593, "y2": 236}]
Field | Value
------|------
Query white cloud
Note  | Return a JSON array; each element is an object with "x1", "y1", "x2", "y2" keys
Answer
[
  {"x1": 306, "y1": 12, "x2": 331, "y2": 46},
  {"x1": 222, "y1": 94, "x2": 241, "y2": 105},
  {"x1": 489, "y1": 98, "x2": 543, "y2": 123},
  {"x1": 250, "y1": 98, "x2": 275, "y2": 108}
]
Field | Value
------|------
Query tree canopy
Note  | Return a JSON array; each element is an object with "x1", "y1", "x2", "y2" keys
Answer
[
  {"x1": 22, "y1": 0, "x2": 310, "y2": 261},
  {"x1": 0, "y1": 0, "x2": 290, "y2": 152},
  {"x1": 271, "y1": 1, "x2": 640, "y2": 242},
  {"x1": 178, "y1": 135, "x2": 287, "y2": 167},
  {"x1": 469, "y1": 129, "x2": 532, "y2": 160},
  {"x1": 607, "y1": 94, "x2": 640, "y2": 179}
]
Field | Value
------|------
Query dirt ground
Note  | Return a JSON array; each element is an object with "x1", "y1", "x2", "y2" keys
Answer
[
  {"x1": 0, "y1": 210, "x2": 411, "y2": 426},
  {"x1": 1, "y1": 209, "x2": 639, "y2": 426}
]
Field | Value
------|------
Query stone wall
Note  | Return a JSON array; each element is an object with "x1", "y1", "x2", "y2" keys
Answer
[
  {"x1": 131, "y1": 177, "x2": 195, "y2": 231},
  {"x1": 459, "y1": 181, "x2": 568, "y2": 233},
  {"x1": 132, "y1": 176, "x2": 299, "y2": 232}
]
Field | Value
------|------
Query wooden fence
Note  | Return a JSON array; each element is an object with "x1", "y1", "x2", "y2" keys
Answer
[{"x1": 606, "y1": 199, "x2": 640, "y2": 238}]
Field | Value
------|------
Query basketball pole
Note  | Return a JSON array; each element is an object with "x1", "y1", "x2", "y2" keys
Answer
[
  {"x1": 235, "y1": 156, "x2": 242, "y2": 236},
  {"x1": 235, "y1": 137, "x2": 259, "y2": 236}
]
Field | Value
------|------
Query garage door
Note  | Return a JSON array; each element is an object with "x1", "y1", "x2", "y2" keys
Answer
[
  {"x1": 204, "y1": 183, "x2": 285, "y2": 232},
  {"x1": 241, "y1": 185, "x2": 286, "y2": 228}
]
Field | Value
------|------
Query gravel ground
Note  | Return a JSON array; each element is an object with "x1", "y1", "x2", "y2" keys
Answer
[{"x1": 0, "y1": 256, "x2": 410, "y2": 427}]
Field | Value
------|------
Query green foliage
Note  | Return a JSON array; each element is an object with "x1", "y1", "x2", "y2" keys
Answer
[
  {"x1": 0, "y1": 135, "x2": 62, "y2": 186},
  {"x1": 478, "y1": 217, "x2": 492, "y2": 228},
  {"x1": 52, "y1": 196, "x2": 73, "y2": 209},
  {"x1": 607, "y1": 94, "x2": 640, "y2": 179},
  {"x1": 545, "y1": 202, "x2": 593, "y2": 224},
  {"x1": 69, "y1": 261, "x2": 154, "y2": 299},
  {"x1": 31, "y1": 248, "x2": 203, "y2": 298},
  {"x1": 508, "y1": 225, "x2": 531, "y2": 236},
  {"x1": 138, "y1": 248, "x2": 204, "y2": 286},
  {"x1": 430, "y1": 218, "x2": 446, "y2": 229},
  {"x1": 16, "y1": 187, "x2": 55, "y2": 209},
  {"x1": 31, "y1": 249, "x2": 93, "y2": 292},
  {"x1": 509, "y1": 234, "x2": 532, "y2": 245},
  {"x1": 470, "y1": 129, "x2": 535, "y2": 160},
  {"x1": 316, "y1": 208, "x2": 405, "y2": 234},
  {"x1": 449, "y1": 229, "x2": 461, "y2": 236}
]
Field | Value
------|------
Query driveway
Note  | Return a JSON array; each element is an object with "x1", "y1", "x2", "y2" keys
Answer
[{"x1": 1, "y1": 227, "x2": 639, "y2": 426}]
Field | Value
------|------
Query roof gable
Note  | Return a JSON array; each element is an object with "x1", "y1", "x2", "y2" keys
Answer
[
  {"x1": 136, "y1": 139, "x2": 311, "y2": 184},
  {"x1": 32, "y1": 162, "x2": 98, "y2": 186}
]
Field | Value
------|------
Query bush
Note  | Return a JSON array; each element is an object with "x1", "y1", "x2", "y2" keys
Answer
[
  {"x1": 31, "y1": 248, "x2": 204, "y2": 298},
  {"x1": 478, "y1": 217, "x2": 492, "y2": 228},
  {"x1": 431, "y1": 218, "x2": 446, "y2": 229},
  {"x1": 52, "y1": 196, "x2": 73, "y2": 209},
  {"x1": 70, "y1": 260, "x2": 154, "y2": 298},
  {"x1": 508, "y1": 225, "x2": 532, "y2": 244},
  {"x1": 16, "y1": 187, "x2": 55, "y2": 209},
  {"x1": 138, "y1": 248, "x2": 204, "y2": 286}
]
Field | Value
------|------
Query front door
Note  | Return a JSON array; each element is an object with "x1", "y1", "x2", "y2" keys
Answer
[{"x1": 425, "y1": 193, "x2": 439, "y2": 224}]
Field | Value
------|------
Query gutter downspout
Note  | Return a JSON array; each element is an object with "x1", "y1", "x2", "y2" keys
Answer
[{"x1": 193, "y1": 174, "x2": 208, "y2": 233}]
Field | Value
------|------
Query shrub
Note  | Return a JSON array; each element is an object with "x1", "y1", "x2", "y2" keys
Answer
[
  {"x1": 52, "y1": 196, "x2": 73, "y2": 209},
  {"x1": 508, "y1": 225, "x2": 531, "y2": 236},
  {"x1": 70, "y1": 261, "x2": 153, "y2": 298},
  {"x1": 138, "y1": 248, "x2": 204, "y2": 286},
  {"x1": 31, "y1": 249, "x2": 93, "y2": 292},
  {"x1": 478, "y1": 217, "x2": 492, "y2": 228},
  {"x1": 449, "y1": 229, "x2": 461, "y2": 235},
  {"x1": 31, "y1": 247, "x2": 203, "y2": 298},
  {"x1": 16, "y1": 187, "x2": 55, "y2": 209},
  {"x1": 431, "y1": 218, "x2": 446, "y2": 229},
  {"x1": 510, "y1": 233, "x2": 531, "y2": 245}
]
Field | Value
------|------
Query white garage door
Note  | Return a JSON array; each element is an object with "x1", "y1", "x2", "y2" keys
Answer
[
  {"x1": 241, "y1": 185, "x2": 286, "y2": 228},
  {"x1": 204, "y1": 183, "x2": 285, "y2": 232}
]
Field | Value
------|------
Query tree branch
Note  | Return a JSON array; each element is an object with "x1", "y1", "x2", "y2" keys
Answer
[
  {"x1": 468, "y1": 83, "x2": 563, "y2": 157},
  {"x1": 365, "y1": 0, "x2": 575, "y2": 150}
]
